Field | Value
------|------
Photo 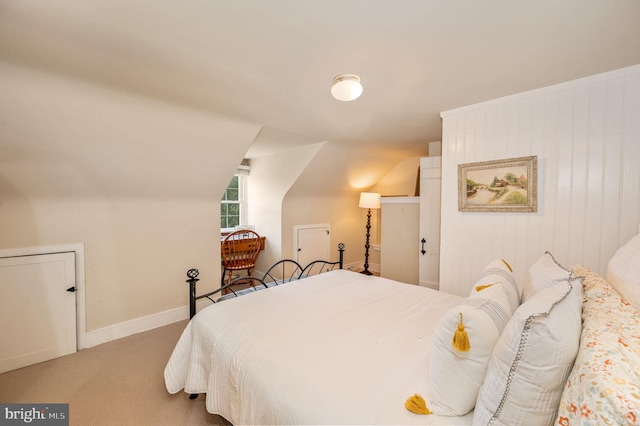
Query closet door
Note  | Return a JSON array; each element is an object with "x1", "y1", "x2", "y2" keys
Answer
[
  {"x1": 0, "y1": 252, "x2": 76, "y2": 373},
  {"x1": 419, "y1": 156, "x2": 442, "y2": 290},
  {"x1": 294, "y1": 224, "x2": 330, "y2": 267},
  {"x1": 380, "y1": 197, "x2": 420, "y2": 285}
]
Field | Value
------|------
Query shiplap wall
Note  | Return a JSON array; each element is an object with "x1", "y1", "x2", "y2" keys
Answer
[{"x1": 439, "y1": 65, "x2": 640, "y2": 296}]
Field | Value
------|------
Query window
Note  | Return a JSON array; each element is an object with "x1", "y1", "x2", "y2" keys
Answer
[
  {"x1": 221, "y1": 176, "x2": 240, "y2": 230},
  {"x1": 221, "y1": 166, "x2": 249, "y2": 232}
]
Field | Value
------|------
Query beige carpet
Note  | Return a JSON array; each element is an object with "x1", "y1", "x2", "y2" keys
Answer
[{"x1": 0, "y1": 320, "x2": 230, "y2": 426}]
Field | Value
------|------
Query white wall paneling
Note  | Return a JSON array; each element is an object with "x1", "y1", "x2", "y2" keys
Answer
[{"x1": 439, "y1": 65, "x2": 640, "y2": 296}]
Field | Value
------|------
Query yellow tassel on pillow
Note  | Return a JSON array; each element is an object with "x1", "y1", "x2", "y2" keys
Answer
[
  {"x1": 474, "y1": 283, "x2": 495, "y2": 292},
  {"x1": 501, "y1": 258, "x2": 513, "y2": 272},
  {"x1": 405, "y1": 394, "x2": 431, "y2": 415},
  {"x1": 452, "y1": 312, "x2": 470, "y2": 352}
]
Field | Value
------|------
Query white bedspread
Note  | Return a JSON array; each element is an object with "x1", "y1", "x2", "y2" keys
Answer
[{"x1": 165, "y1": 269, "x2": 472, "y2": 425}]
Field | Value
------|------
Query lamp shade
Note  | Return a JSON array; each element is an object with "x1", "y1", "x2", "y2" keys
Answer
[
  {"x1": 359, "y1": 192, "x2": 381, "y2": 209},
  {"x1": 331, "y1": 74, "x2": 363, "y2": 101}
]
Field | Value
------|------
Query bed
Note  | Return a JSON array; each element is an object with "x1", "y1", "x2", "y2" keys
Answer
[{"x1": 165, "y1": 233, "x2": 640, "y2": 425}]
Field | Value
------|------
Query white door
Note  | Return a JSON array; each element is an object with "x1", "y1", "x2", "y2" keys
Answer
[
  {"x1": 419, "y1": 156, "x2": 442, "y2": 290},
  {"x1": 380, "y1": 198, "x2": 420, "y2": 284},
  {"x1": 0, "y1": 252, "x2": 77, "y2": 373},
  {"x1": 294, "y1": 224, "x2": 330, "y2": 267}
]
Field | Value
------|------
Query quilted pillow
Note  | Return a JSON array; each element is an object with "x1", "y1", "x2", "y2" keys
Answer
[
  {"x1": 557, "y1": 265, "x2": 640, "y2": 425},
  {"x1": 606, "y1": 232, "x2": 640, "y2": 311},
  {"x1": 473, "y1": 269, "x2": 582, "y2": 425},
  {"x1": 428, "y1": 263, "x2": 513, "y2": 416},
  {"x1": 521, "y1": 251, "x2": 572, "y2": 302}
]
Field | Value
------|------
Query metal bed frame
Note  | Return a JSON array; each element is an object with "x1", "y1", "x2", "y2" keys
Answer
[{"x1": 185, "y1": 243, "x2": 345, "y2": 319}]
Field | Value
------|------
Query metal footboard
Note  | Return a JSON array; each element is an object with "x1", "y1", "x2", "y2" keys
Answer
[{"x1": 185, "y1": 243, "x2": 345, "y2": 319}]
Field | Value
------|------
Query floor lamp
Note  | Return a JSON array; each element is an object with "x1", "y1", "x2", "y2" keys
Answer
[{"x1": 359, "y1": 192, "x2": 380, "y2": 275}]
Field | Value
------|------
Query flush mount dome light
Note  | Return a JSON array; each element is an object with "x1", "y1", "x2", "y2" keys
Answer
[{"x1": 331, "y1": 74, "x2": 363, "y2": 101}]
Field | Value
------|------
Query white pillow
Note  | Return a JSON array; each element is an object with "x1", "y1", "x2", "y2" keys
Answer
[
  {"x1": 428, "y1": 279, "x2": 512, "y2": 416},
  {"x1": 606, "y1": 232, "x2": 640, "y2": 311},
  {"x1": 521, "y1": 251, "x2": 571, "y2": 302},
  {"x1": 473, "y1": 274, "x2": 582, "y2": 426},
  {"x1": 472, "y1": 258, "x2": 519, "y2": 314}
]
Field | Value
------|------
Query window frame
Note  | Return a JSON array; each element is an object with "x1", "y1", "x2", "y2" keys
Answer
[{"x1": 220, "y1": 167, "x2": 249, "y2": 233}]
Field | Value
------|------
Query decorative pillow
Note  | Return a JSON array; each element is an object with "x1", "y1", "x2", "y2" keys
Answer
[
  {"x1": 606, "y1": 232, "x2": 640, "y2": 311},
  {"x1": 521, "y1": 251, "x2": 571, "y2": 302},
  {"x1": 557, "y1": 265, "x2": 640, "y2": 425},
  {"x1": 428, "y1": 273, "x2": 512, "y2": 416},
  {"x1": 473, "y1": 272, "x2": 582, "y2": 426},
  {"x1": 472, "y1": 258, "x2": 519, "y2": 314}
]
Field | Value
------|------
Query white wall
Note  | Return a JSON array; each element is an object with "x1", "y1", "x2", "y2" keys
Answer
[
  {"x1": 0, "y1": 61, "x2": 260, "y2": 333},
  {"x1": 247, "y1": 142, "x2": 324, "y2": 272},
  {"x1": 439, "y1": 64, "x2": 640, "y2": 296},
  {"x1": 372, "y1": 157, "x2": 421, "y2": 197},
  {"x1": 282, "y1": 142, "x2": 410, "y2": 268}
]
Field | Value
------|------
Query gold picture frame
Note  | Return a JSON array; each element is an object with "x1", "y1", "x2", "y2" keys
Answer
[{"x1": 458, "y1": 155, "x2": 537, "y2": 212}]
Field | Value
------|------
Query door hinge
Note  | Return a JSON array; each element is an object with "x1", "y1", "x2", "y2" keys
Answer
[{"x1": 66, "y1": 286, "x2": 76, "y2": 292}]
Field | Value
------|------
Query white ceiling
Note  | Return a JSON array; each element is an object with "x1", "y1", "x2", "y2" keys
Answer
[{"x1": 2, "y1": 0, "x2": 639, "y2": 158}]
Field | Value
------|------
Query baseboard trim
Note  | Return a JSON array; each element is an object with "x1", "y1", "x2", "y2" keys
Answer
[
  {"x1": 82, "y1": 299, "x2": 209, "y2": 349},
  {"x1": 344, "y1": 261, "x2": 379, "y2": 274}
]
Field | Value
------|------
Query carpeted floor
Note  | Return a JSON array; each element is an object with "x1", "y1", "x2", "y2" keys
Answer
[{"x1": 0, "y1": 320, "x2": 230, "y2": 426}]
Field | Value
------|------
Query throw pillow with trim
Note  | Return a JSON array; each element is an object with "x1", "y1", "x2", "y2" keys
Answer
[
  {"x1": 473, "y1": 272, "x2": 582, "y2": 426},
  {"x1": 521, "y1": 251, "x2": 572, "y2": 302}
]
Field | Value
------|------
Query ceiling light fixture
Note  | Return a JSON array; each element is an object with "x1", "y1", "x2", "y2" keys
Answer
[{"x1": 331, "y1": 74, "x2": 363, "y2": 101}]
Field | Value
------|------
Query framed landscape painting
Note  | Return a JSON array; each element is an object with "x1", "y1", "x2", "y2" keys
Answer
[{"x1": 458, "y1": 155, "x2": 537, "y2": 212}]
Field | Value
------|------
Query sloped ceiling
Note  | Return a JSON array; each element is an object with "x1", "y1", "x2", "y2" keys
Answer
[{"x1": 1, "y1": 1, "x2": 639, "y2": 157}]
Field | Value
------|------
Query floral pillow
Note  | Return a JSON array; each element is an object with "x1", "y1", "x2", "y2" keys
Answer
[{"x1": 556, "y1": 265, "x2": 640, "y2": 425}]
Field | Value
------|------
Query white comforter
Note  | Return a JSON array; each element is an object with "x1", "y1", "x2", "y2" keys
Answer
[{"x1": 165, "y1": 269, "x2": 472, "y2": 425}]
